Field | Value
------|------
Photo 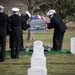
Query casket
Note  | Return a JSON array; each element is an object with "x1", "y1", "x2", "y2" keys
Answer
[{"x1": 28, "y1": 15, "x2": 47, "y2": 33}]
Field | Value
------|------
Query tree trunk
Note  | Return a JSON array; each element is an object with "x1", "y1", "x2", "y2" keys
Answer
[
  {"x1": 26, "y1": 8, "x2": 35, "y2": 41},
  {"x1": 26, "y1": 29, "x2": 34, "y2": 41}
]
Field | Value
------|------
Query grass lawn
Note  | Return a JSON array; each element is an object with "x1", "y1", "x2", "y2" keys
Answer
[
  {"x1": 23, "y1": 29, "x2": 75, "y2": 50},
  {"x1": 6, "y1": 28, "x2": 75, "y2": 50},
  {"x1": 0, "y1": 29, "x2": 75, "y2": 75},
  {"x1": 0, "y1": 54, "x2": 75, "y2": 75}
]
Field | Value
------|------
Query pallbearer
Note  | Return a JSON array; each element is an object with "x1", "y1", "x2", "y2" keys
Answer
[
  {"x1": 0, "y1": 5, "x2": 10, "y2": 62},
  {"x1": 9, "y1": 7, "x2": 24, "y2": 59}
]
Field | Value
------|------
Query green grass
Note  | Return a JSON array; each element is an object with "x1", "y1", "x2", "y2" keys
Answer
[
  {"x1": 6, "y1": 29, "x2": 75, "y2": 50},
  {"x1": 0, "y1": 54, "x2": 75, "y2": 75},
  {"x1": 0, "y1": 29, "x2": 75, "y2": 75},
  {"x1": 22, "y1": 29, "x2": 75, "y2": 49}
]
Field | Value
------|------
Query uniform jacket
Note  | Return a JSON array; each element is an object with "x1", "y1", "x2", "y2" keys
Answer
[
  {"x1": 9, "y1": 14, "x2": 25, "y2": 48},
  {"x1": 21, "y1": 14, "x2": 30, "y2": 30},
  {"x1": 0, "y1": 12, "x2": 10, "y2": 37},
  {"x1": 47, "y1": 13, "x2": 67, "y2": 33}
]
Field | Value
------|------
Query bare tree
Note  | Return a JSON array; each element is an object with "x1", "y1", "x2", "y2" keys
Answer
[
  {"x1": 21, "y1": 0, "x2": 75, "y2": 41},
  {"x1": 21, "y1": 0, "x2": 47, "y2": 41}
]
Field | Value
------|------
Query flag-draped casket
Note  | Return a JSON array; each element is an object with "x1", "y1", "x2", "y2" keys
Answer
[{"x1": 28, "y1": 15, "x2": 47, "y2": 33}]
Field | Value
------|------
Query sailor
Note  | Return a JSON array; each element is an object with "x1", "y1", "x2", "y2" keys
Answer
[
  {"x1": 46, "y1": 9, "x2": 67, "y2": 51},
  {"x1": 9, "y1": 7, "x2": 24, "y2": 58},
  {"x1": 0, "y1": 5, "x2": 10, "y2": 62},
  {"x1": 21, "y1": 11, "x2": 31, "y2": 29}
]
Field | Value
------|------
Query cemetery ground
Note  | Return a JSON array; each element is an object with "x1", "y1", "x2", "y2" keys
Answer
[{"x1": 0, "y1": 29, "x2": 75, "y2": 75}]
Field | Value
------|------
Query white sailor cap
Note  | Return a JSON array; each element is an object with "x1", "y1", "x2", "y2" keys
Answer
[
  {"x1": 0, "y1": 5, "x2": 4, "y2": 9},
  {"x1": 25, "y1": 11, "x2": 31, "y2": 18},
  {"x1": 46, "y1": 9, "x2": 56, "y2": 16},
  {"x1": 12, "y1": 7, "x2": 19, "y2": 12},
  {"x1": 49, "y1": 10, "x2": 56, "y2": 14},
  {"x1": 46, "y1": 11, "x2": 53, "y2": 16}
]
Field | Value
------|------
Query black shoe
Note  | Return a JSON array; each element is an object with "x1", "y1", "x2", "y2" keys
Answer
[
  {"x1": 14, "y1": 55, "x2": 19, "y2": 59},
  {"x1": 11, "y1": 55, "x2": 15, "y2": 59}
]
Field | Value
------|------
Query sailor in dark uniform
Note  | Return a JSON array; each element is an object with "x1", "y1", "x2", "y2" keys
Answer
[
  {"x1": 0, "y1": 5, "x2": 10, "y2": 62},
  {"x1": 21, "y1": 11, "x2": 31, "y2": 30},
  {"x1": 9, "y1": 7, "x2": 25, "y2": 59},
  {"x1": 46, "y1": 10, "x2": 67, "y2": 51}
]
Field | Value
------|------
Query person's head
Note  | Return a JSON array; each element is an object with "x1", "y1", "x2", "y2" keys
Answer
[
  {"x1": 24, "y1": 11, "x2": 31, "y2": 21},
  {"x1": 0, "y1": 5, "x2": 4, "y2": 12},
  {"x1": 46, "y1": 9, "x2": 56, "y2": 18},
  {"x1": 11, "y1": 7, "x2": 20, "y2": 15}
]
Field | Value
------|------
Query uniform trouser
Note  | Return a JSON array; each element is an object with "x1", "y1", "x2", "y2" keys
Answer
[
  {"x1": 53, "y1": 32, "x2": 65, "y2": 51},
  {"x1": 0, "y1": 36, "x2": 6, "y2": 61},
  {"x1": 11, "y1": 32, "x2": 21, "y2": 58}
]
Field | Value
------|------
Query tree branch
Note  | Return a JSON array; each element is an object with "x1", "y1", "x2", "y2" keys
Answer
[
  {"x1": 21, "y1": 0, "x2": 29, "y2": 6},
  {"x1": 31, "y1": 1, "x2": 47, "y2": 9},
  {"x1": 55, "y1": 0, "x2": 59, "y2": 3}
]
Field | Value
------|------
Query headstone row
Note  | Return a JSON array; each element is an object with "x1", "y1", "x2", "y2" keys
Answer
[{"x1": 28, "y1": 40, "x2": 47, "y2": 75}]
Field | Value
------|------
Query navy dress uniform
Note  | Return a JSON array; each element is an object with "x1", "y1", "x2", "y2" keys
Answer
[
  {"x1": 46, "y1": 10, "x2": 67, "y2": 51},
  {"x1": 0, "y1": 5, "x2": 10, "y2": 62},
  {"x1": 21, "y1": 11, "x2": 31, "y2": 30},
  {"x1": 20, "y1": 11, "x2": 31, "y2": 51},
  {"x1": 9, "y1": 7, "x2": 25, "y2": 58}
]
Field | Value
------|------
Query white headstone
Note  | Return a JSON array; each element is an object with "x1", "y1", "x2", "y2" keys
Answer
[
  {"x1": 33, "y1": 46, "x2": 44, "y2": 56},
  {"x1": 33, "y1": 40, "x2": 44, "y2": 56},
  {"x1": 34, "y1": 40, "x2": 43, "y2": 47},
  {"x1": 31, "y1": 56, "x2": 46, "y2": 68},
  {"x1": 28, "y1": 40, "x2": 47, "y2": 75},
  {"x1": 28, "y1": 67, "x2": 47, "y2": 75},
  {"x1": 71, "y1": 37, "x2": 75, "y2": 54}
]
